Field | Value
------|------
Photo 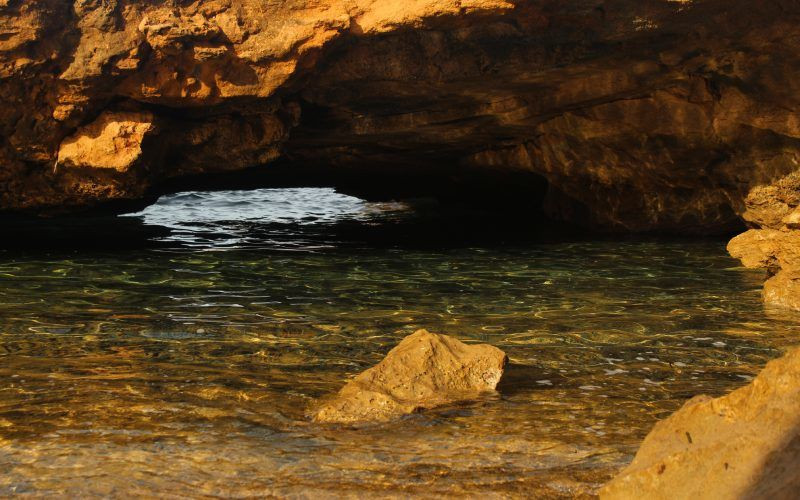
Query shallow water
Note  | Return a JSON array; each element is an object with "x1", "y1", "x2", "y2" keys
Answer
[{"x1": 1, "y1": 188, "x2": 799, "y2": 497}]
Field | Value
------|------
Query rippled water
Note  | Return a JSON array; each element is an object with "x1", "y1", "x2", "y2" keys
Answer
[{"x1": 2, "y1": 188, "x2": 800, "y2": 497}]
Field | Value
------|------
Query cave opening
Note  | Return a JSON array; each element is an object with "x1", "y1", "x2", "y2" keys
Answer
[
  {"x1": 131, "y1": 165, "x2": 566, "y2": 251},
  {"x1": 0, "y1": 163, "x2": 580, "y2": 251},
  {"x1": 1, "y1": 153, "x2": 751, "y2": 253}
]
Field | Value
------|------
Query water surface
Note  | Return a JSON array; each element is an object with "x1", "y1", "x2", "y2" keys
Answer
[{"x1": 1, "y1": 188, "x2": 799, "y2": 497}]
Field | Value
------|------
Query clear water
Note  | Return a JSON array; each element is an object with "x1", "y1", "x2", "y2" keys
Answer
[{"x1": 1, "y1": 188, "x2": 799, "y2": 497}]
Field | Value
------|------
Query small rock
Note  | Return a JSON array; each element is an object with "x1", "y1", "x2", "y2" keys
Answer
[{"x1": 312, "y1": 329, "x2": 507, "y2": 424}]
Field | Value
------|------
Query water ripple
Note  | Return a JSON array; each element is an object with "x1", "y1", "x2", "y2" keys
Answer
[{"x1": 1, "y1": 188, "x2": 800, "y2": 496}]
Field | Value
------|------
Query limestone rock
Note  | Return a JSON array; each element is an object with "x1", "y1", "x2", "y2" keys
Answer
[
  {"x1": 728, "y1": 229, "x2": 800, "y2": 272},
  {"x1": 601, "y1": 346, "x2": 800, "y2": 499},
  {"x1": 742, "y1": 171, "x2": 800, "y2": 231},
  {"x1": 57, "y1": 111, "x2": 157, "y2": 172},
  {"x1": 783, "y1": 207, "x2": 800, "y2": 230},
  {"x1": 727, "y1": 167, "x2": 800, "y2": 311},
  {"x1": 2, "y1": 0, "x2": 800, "y2": 231},
  {"x1": 764, "y1": 271, "x2": 800, "y2": 311},
  {"x1": 313, "y1": 330, "x2": 507, "y2": 424},
  {"x1": 728, "y1": 229, "x2": 800, "y2": 310}
]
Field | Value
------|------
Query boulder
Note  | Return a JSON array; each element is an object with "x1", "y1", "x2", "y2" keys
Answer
[
  {"x1": 728, "y1": 229, "x2": 800, "y2": 272},
  {"x1": 601, "y1": 346, "x2": 800, "y2": 499},
  {"x1": 728, "y1": 229, "x2": 800, "y2": 311},
  {"x1": 312, "y1": 329, "x2": 507, "y2": 424}
]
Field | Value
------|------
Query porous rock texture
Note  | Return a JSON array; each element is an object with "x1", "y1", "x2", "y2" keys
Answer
[
  {"x1": 0, "y1": 0, "x2": 513, "y2": 212},
  {"x1": 312, "y1": 329, "x2": 507, "y2": 424},
  {"x1": 600, "y1": 346, "x2": 800, "y2": 499},
  {"x1": 1, "y1": 0, "x2": 799, "y2": 222},
  {"x1": 728, "y1": 171, "x2": 800, "y2": 311}
]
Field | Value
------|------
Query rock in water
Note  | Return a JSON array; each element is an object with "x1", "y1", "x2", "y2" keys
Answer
[
  {"x1": 313, "y1": 330, "x2": 507, "y2": 424},
  {"x1": 764, "y1": 271, "x2": 800, "y2": 311},
  {"x1": 728, "y1": 228, "x2": 800, "y2": 311},
  {"x1": 601, "y1": 346, "x2": 800, "y2": 499}
]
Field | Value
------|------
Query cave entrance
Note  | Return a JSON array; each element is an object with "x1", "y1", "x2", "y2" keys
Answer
[
  {"x1": 122, "y1": 172, "x2": 564, "y2": 251},
  {"x1": 110, "y1": 161, "x2": 562, "y2": 250},
  {"x1": 0, "y1": 166, "x2": 567, "y2": 251}
]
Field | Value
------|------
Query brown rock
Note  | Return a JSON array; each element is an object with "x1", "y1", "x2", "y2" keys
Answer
[
  {"x1": 601, "y1": 346, "x2": 800, "y2": 499},
  {"x1": 312, "y1": 329, "x2": 507, "y2": 424},
  {"x1": 783, "y1": 207, "x2": 800, "y2": 230},
  {"x1": 727, "y1": 229, "x2": 800, "y2": 272},
  {"x1": 1, "y1": 0, "x2": 800, "y2": 233},
  {"x1": 741, "y1": 171, "x2": 800, "y2": 231},
  {"x1": 764, "y1": 271, "x2": 800, "y2": 311},
  {"x1": 728, "y1": 229, "x2": 800, "y2": 311},
  {"x1": 56, "y1": 111, "x2": 157, "y2": 172}
]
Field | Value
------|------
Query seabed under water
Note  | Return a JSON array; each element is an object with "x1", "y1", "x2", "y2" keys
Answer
[{"x1": 1, "y1": 188, "x2": 799, "y2": 497}]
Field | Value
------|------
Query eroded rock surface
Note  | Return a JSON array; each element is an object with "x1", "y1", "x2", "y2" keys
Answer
[
  {"x1": 728, "y1": 171, "x2": 800, "y2": 311},
  {"x1": 1, "y1": 0, "x2": 800, "y2": 230},
  {"x1": 763, "y1": 272, "x2": 800, "y2": 311},
  {"x1": 601, "y1": 346, "x2": 800, "y2": 499},
  {"x1": 3, "y1": 0, "x2": 800, "y2": 307},
  {"x1": 313, "y1": 330, "x2": 507, "y2": 424},
  {"x1": 728, "y1": 229, "x2": 800, "y2": 272},
  {"x1": 57, "y1": 111, "x2": 157, "y2": 173},
  {"x1": 0, "y1": 0, "x2": 511, "y2": 212}
]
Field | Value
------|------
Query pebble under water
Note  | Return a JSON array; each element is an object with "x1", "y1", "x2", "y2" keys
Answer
[{"x1": 1, "y1": 188, "x2": 799, "y2": 497}]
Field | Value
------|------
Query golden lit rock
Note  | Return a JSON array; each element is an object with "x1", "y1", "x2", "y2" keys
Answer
[
  {"x1": 601, "y1": 346, "x2": 800, "y2": 499},
  {"x1": 0, "y1": 0, "x2": 798, "y2": 231},
  {"x1": 313, "y1": 330, "x2": 507, "y2": 424},
  {"x1": 728, "y1": 229, "x2": 800, "y2": 311},
  {"x1": 764, "y1": 271, "x2": 800, "y2": 311},
  {"x1": 56, "y1": 111, "x2": 157, "y2": 173}
]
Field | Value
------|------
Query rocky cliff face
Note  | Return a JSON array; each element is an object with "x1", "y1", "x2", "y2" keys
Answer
[
  {"x1": 0, "y1": 0, "x2": 512, "y2": 212},
  {"x1": 2, "y1": 1, "x2": 800, "y2": 301}
]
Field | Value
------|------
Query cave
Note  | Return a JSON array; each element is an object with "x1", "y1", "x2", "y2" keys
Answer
[
  {"x1": 7, "y1": 0, "x2": 797, "y2": 237},
  {"x1": 2, "y1": 0, "x2": 800, "y2": 497}
]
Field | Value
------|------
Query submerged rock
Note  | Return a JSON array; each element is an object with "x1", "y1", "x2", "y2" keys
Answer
[
  {"x1": 601, "y1": 346, "x2": 800, "y2": 499},
  {"x1": 313, "y1": 330, "x2": 507, "y2": 424}
]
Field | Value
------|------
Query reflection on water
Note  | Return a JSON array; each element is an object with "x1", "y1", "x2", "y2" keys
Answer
[
  {"x1": 1, "y1": 188, "x2": 799, "y2": 497},
  {"x1": 128, "y1": 188, "x2": 410, "y2": 249}
]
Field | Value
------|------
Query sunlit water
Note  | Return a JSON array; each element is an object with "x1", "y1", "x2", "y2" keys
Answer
[{"x1": 2, "y1": 188, "x2": 800, "y2": 497}]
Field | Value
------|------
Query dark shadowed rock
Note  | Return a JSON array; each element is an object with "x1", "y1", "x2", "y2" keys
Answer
[
  {"x1": 601, "y1": 346, "x2": 800, "y2": 499},
  {"x1": 313, "y1": 329, "x2": 507, "y2": 424}
]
